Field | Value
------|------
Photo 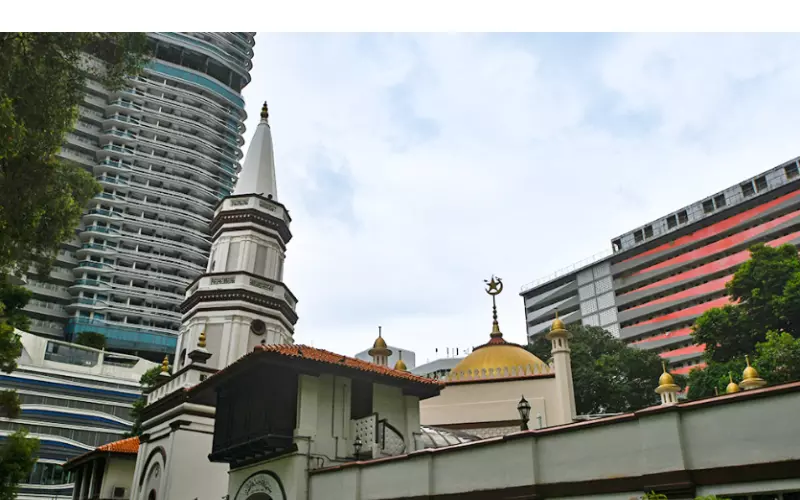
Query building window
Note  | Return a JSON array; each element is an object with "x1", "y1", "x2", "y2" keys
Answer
[
  {"x1": 714, "y1": 193, "x2": 726, "y2": 209},
  {"x1": 755, "y1": 175, "x2": 768, "y2": 192},
  {"x1": 225, "y1": 242, "x2": 240, "y2": 271},
  {"x1": 612, "y1": 239, "x2": 621, "y2": 252},
  {"x1": 786, "y1": 163, "x2": 799, "y2": 180},
  {"x1": 702, "y1": 200, "x2": 715, "y2": 214},
  {"x1": 634, "y1": 229, "x2": 644, "y2": 243},
  {"x1": 741, "y1": 181, "x2": 756, "y2": 197},
  {"x1": 666, "y1": 215, "x2": 677, "y2": 229},
  {"x1": 677, "y1": 210, "x2": 688, "y2": 224},
  {"x1": 644, "y1": 225, "x2": 653, "y2": 238}
]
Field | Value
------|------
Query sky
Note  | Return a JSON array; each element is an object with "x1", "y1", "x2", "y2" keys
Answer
[{"x1": 238, "y1": 33, "x2": 800, "y2": 366}]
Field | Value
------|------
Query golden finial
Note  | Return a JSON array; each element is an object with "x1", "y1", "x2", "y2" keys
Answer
[
  {"x1": 160, "y1": 355, "x2": 170, "y2": 374},
  {"x1": 740, "y1": 354, "x2": 766, "y2": 390},
  {"x1": 260, "y1": 101, "x2": 269, "y2": 121},
  {"x1": 551, "y1": 308, "x2": 566, "y2": 331},
  {"x1": 394, "y1": 350, "x2": 408, "y2": 371},
  {"x1": 198, "y1": 329, "x2": 207, "y2": 349},
  {"x1": 484, "y1": 275, "x2": 504, "y2": 338},
  {"x1": 658, "y1": 361, "x2": 676, "y2": 387},
  {"x1": 369, "y1": 325, "x2": 391, "y2": 358},
  {"x1": 726, "y1": 372, "x2": 741, "y2": 394}
]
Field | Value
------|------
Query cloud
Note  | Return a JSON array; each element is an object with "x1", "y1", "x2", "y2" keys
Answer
[{"x1": 241, "y1": 33, "x2": 800, "y2": 365}]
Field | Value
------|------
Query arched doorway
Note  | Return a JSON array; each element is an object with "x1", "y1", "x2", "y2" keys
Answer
[{"x1": 148, "y1": 491, "x2": 156, "y2": 500}]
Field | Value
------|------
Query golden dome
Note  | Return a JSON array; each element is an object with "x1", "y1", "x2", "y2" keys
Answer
[
  {"x1": 658, "y1": 362, "x2": 675, "y2": 387},
  {"x1": 449, "y1": 343, "x2": 545, "y2": 378},
  {"x1": 551, "y1": 312, "x2": 566, "y2": 332},
  {"x1": 742, "y1": 355, "x2": 758, "y2": 380},
  {"x1": 740, "y1": 355, "x2": 766, "y2": 390},
  {"x1": 373, "y1": 336, "x2": 387, "y2": 349},
  {"x1": 394, "y1": 358, "x2": 408, "y2": 371},
  {"x1": 368, "y1": 326, "x2": 392, "y2": 358},
  {"x1": 726, "y1": 373, "x2": 740, "y2": 394}
]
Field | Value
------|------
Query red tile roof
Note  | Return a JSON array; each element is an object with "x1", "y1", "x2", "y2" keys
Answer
[
  {"x1": 97, "y1": 436, "x2": 139, "y2": 454},
  {"x1": 251, "y1": 343, "x2": 440, "y2": 386},
  {"x1": 63, "y1": 436, "x2": 140, "y2": 471}
]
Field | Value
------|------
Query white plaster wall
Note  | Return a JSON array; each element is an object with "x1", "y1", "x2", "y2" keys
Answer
[
  {"x1": 421, "y1": 377, "x2": 558, "y2": 428},
  {"x1": 308, "y1": 387, "x2": 800, "y2": 499},
  {"x1": 227, "y1": 454, "x2": 306, "y2": 500},
  {"x1": 165, "y1": 424, "x2": 228, "y2": 500},
  {"x1": 100, "y1": 459, "x2": 136, "y2": 499}
]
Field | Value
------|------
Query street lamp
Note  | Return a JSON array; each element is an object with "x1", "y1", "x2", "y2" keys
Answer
[
  {"x1": 353, "y1": 436, "x2": 363, "y2": 458},
  {"x1": 517, "y1": 395, "x2": 531, "y2": 431}
]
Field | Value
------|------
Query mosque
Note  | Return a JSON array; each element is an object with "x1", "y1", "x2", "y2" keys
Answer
[{"x1": 63, "y1": 102, "x2": 800, "y2": 500}]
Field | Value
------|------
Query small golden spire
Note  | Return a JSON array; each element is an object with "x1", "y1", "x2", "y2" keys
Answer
[
  {"x1": 740, "y1": 354, "x2": 766, "y2": 390},
  {"x1": 658, "y1": 360, "x2": 676, "y2": 387},
  {"x1": 260, "y1": 101, "x2": 269, "y2": 121},
  {"x1": 394, "y1": 350, "x2": 408, "y2": 371},
  {"x1": 726, "y1": 372, "x2": 741, "y2": 394},
  {"x1": 368, "y1": 326, "x2": 391, "y2": 359},
  {"x1": 485, "y1": 275, "x2": 504, "y2": 338},
  {"x1": 551, "y1": 309, "x2": 566, "y2": 332},
  {"x1": 160, "y1": 355, "x2": 170, "y2": 375},
  {"x1": 198, "y1": 329, "x2": 207, "y2": 349}
]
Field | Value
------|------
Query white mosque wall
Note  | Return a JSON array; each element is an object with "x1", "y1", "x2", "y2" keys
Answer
[
  {"x1": 420, "y1": 376, "x2": 561, "y2": 429},
  {"x1": 98, "y1": 459, "x2": 136, "y2": 499},
  {"x1": 308, "y1": 383, "x2": 800, "y2": 499}
]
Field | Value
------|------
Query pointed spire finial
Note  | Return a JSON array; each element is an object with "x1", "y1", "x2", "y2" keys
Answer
[
  {"x1": 260, "y1": 101, "x2": 269, "y2": 122},
  {"x1": 378, "y1": 325, "x2": 382, "y2": 338},
  {"x1": 484, "y1": 275, "x2": 504, "y2": 338}
]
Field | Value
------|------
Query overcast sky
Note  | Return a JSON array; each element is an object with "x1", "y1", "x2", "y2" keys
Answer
[{"x1": 238, "y1": 33, "x2": 800, "y2": 365}]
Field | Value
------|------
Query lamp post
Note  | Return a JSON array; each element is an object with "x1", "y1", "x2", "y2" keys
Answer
[
  {"x1": 517, "y1": 396, "x2": 531, "y2": 431},
  {"x1": 353, "y1": 436, "x2": 363, "y2": 458}
]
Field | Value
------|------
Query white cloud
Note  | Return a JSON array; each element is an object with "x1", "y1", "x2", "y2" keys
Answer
[{"x1": 240, "y1": 33, "x2": 800, "y2": 365}]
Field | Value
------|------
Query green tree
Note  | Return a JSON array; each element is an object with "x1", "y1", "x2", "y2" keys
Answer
[
  {"x1": 753, "y1": 330, "x2": 800, "y2": 385},
  {"x1": 0, "y1": 32, "x2": 150, "y2": 496},
  {"x1": 126, "y1": 366, "x2": 163, "y2": 437},
  {"x1": 693, "y1": 243, "x2": 800, "y2": 363},
  {"x1": 75, "y1": 331, "x2": 107, "y2": 351},
  {"x1": 527, "y1": 324, "x2": 681, "y2": 415},
  {"x1": 0, "y1": 429, "x2": 39, "y2": 500},
  {"x1": 686, "y1": 358, "x2": 746, "y2": 400},
  {"x1": 0, "y1": 33, "x2": 150, "y2": 277}
]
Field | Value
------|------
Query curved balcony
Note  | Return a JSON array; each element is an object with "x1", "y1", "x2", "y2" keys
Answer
[
  {"x1": 113, "y1": 264, "x2": 192, "y2": 288},
  {"x1": 105, "y1": 113, "x2": 242, "y2": 162},
  {"x1": 68, "y1": 278, "x2": 111, "y2": 293},
  {"x1": 76, "y1": 242, "x2": 118, "y2": 257},
  {"x1": 80, "y1": 225, "x2": 122, "y2": 240},
  {"x1": 122, "y1": 179, "x2": 215, "y2": 214},
  {"x1": 113, "y1": 212, "x2": 210, "y2": 247},
  {"x1": 65, "y1": 297, "x2": 110, "y2": 311},
  {"x1": 156, "y1": 32, "x2": 253, "y2": 76},
  {"x1": 206, "y1": 32, "x2": 255, "y2": 60},
  {"x1": 125, "y1": 79, "x2": 243, "y2": 136},
  {"x1": 105, "y1": 282, "x2": 184, "y2": 304},
  {"x1": 95, "y1": 157, "x2": 221, "y2": 204},
  {"x1": 145, "y1": 61, "x2": 245, "y2": 110},
  {"x1": 120, "y1": 196, "x2": 210, "y2": 230},
  {"x1": 73, "y1": 260, "x2": 114, "y2": 274},
  {"x1": 98, "y1": 144, "x2": 233, "y2": 194},
  {"x1": 103, "y1": 301, "x2": 182, "y2": 322},
  {"x1": 133, "y1": 127, "x2": 240, "y2": 176},
  {"x1": 118, "y1": 229, "x2": 208, "y2": 260},
  {"x1": 116, "y1": 247, "x2": 204, "y2": 275}
]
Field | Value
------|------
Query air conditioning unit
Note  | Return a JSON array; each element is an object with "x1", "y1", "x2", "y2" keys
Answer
[{"x1": 112, "y1": 486, "x2": 126, "y2": 498}]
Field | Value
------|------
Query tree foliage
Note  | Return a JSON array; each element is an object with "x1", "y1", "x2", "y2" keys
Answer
[
  {"x1": 75, "y1": 331, "x2": 107, "y2": 351},
  {"x1": 0, "y1": 429, "x2": 39, "y2": 500},
  {"x1": 0, "y1": 33, "x2": 150, "y2": 277},
  {"x1": 527, "y1": 324, "x2": 680, "y2": 415},
  {"x1": 126, "y1": 366, "x2": 164, "y2": 437},
  {"x1": 693, "y1": 243, "x2": 800, "y2": 363},
  {"x1": 0, "y1": 32, "x2": 150, "y2": 496}
]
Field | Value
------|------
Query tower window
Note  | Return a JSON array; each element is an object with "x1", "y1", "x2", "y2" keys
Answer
[
  {"x1": 741, "y1": 182, "x2": 755, "y2": 197},
  {"x1": 702, "y1": 200, "x2": 715, "y2": 214},
  {"x1": 677, "y1": 210, "x2": 688, "y2": 224},
  {"x1": 754, "y1": 175, "x2": 768, "y2": 192},
  {"x1": 666, "y1": 215, "x2": 677, "y2": 229},
  {"x1": 713, "y1": 194, "x2": 726, "y2": 209},
  {"x1": 643, "y1": 225, "x2": 653, "y2": 238},
  {"x1": 634, "y1": 230, "x2": 644, "y2": 243},
  {"x1": 785, "y1": 163, "x2": 799, "y2": 180}
]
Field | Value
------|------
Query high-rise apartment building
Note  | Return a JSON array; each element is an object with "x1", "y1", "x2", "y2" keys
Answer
[
  {"x1": 22, "y1": 33, "x2": 255, "y2": 360},
  {"x1": 521, "y1": 156, "x2": 800, "y2": 374}
]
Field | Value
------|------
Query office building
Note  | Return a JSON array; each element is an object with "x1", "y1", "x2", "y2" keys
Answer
[
  {"x1": 0, "y1": 330, "x2": 156, "y2": 500},
  {"x1": 521, "y1": 156, "x2": 800, "y2": 373},
  {"x1": 22, "y1": 32, "x2": 256, "y2": 361}
]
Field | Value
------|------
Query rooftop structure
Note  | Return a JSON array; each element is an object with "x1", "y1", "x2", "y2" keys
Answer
[
  {"x1": 521, "y1": 155, "x2": 800, "y2": 372},
  {"x1": 0, "y1": 330, "x2": 156, "y2": 500}
]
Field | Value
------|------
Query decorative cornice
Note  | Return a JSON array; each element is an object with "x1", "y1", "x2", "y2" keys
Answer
[
  {"x1": 209, "y1": 208, "x2": 292, "y2": 244},
  {"x1": 180, "y1": 288, "x2": 298, "y2": 326}
]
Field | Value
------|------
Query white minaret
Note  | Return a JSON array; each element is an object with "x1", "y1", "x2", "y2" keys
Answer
[
  {"x1": 177, "y1": 102, "x2": 298, "y2": 371},
  {"x1": 656, "y1": 361, "x2": 680, "y2": 405},
  {"x1": 545, "y1": 312, "x2": 576, "y2": 423},
  {"x1": 368, "y1": 326, "x2": 392, "y2": 366}
]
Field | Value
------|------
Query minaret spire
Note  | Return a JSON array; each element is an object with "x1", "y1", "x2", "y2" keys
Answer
[
  {"x1": 235, "y1": 100, "x2": 278, "y2": 199},
  {"x1": 484, "y1": 275, "x2": 504, "y2": 338}
]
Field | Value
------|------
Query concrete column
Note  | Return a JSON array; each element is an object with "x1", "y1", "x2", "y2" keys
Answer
[{"x1": 79, "y1": 463, "x2": 91, "y2": 500}]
